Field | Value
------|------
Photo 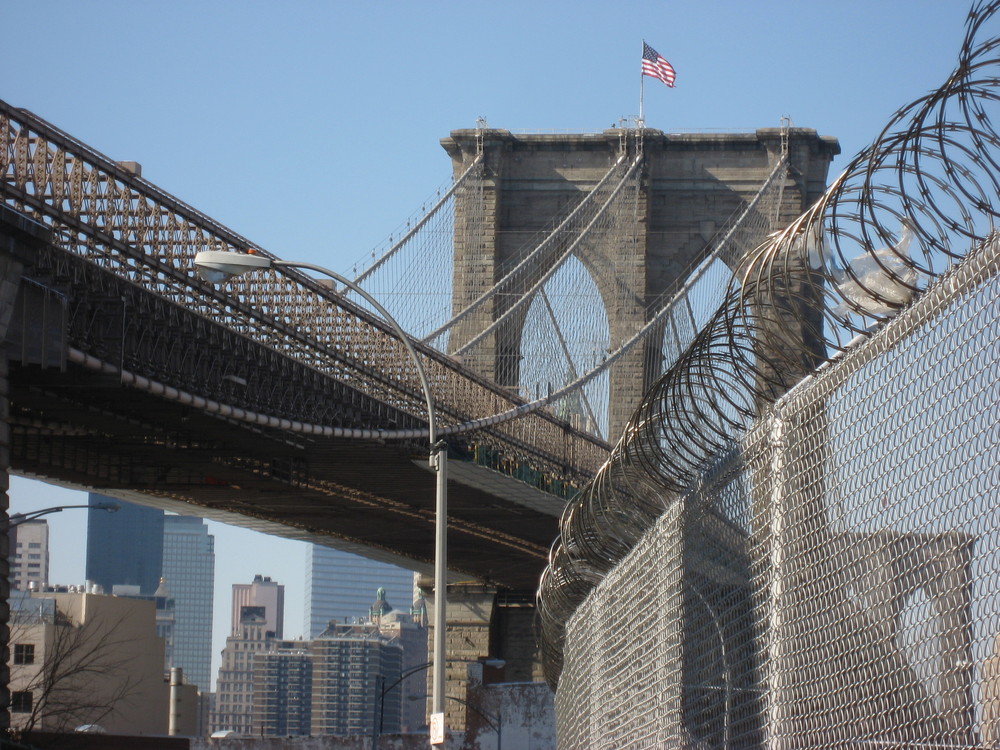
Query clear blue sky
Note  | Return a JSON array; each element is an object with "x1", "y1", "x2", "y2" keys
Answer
[{"x1": 2, "y1": 0, "x2": 971, "y2": 684}]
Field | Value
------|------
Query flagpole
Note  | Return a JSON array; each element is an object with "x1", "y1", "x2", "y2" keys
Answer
[{"x1": 639, "y1": 40, "x2": 645, "y2": 128}]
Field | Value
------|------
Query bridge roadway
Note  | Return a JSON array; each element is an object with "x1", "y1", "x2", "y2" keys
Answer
[{"x1": 0, "y1": 102, "x2": 611, "y2": 594}]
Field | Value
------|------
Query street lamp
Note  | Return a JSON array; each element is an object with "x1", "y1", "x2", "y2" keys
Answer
[
  {"x1": 193, "y1": 250, "x2": 450, "y2": 740},
  {"x1": 408, "y1": 694, "x2": 501, "y2": 750},
  {"x1": 6, "y1": 502, "x2": 119, "y2": 529},
  {"x1": 373, "y1": 661, "x2": 432, "y2": 750}
]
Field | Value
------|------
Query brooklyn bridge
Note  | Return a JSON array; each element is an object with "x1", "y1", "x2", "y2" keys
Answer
[
  {"x1": 2, "y1": 2, "x2": 1000, "y2": 743},
  {"x1": 0, "y1": 101, "x2": 839, "y2": 593}
]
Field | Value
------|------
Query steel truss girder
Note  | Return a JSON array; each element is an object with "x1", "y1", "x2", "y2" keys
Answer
[
  {"x1": 0, "y1": 101, "x2": 610, "y2": 489},
  {"x1": 24, "y1": 242, "x2": 417, "y2": 434}
]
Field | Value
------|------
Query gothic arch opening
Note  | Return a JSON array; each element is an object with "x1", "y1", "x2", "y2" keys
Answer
[{"x1": 518, "y1": 254, "x2": 610, "y2": 439}]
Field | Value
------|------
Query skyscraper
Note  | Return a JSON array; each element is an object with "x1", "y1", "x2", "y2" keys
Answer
[
  {"x1": 211, "y1": 607, "x2": 278, "y2": 735},
  {"x1": 310, "y1": 624, "x2": 403, "y2": 737},
  {"x1": 8, "y1": 520, "x2": 48, "y2": 591},
  {"x1": 231, "y1": 574, "x2": 284, "y2": 638},
  {"x1": 85, "y1": 497, "x2": 215, "y2": 692},
  {"x1": 303, "y1": 545, "x2": 415, "y2": 637},
  {"x1": 213, "y1": 574, "x2": 288, "y2": 734},
  {"x1": 85, "y1": 493, "x2": 163, "y2": 595},
  {"x1": 162, "y1": 515, "x2": 215, "y2": 692}
]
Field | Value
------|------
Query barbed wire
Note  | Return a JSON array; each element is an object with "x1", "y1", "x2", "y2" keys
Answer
[{"x1": 537, "y1": 0, "x2": 1000, "y2": 689}]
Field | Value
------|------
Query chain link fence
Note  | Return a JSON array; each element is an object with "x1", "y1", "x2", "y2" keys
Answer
[
  {"x1": 556, "y1": 232, "x2": 1000, "y2": 747},
  {"x1": 541, "y1": 3, "x2": 1000, "y2": 745}
]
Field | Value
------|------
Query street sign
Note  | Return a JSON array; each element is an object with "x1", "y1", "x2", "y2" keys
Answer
[{"x1": 430, "y1": 712, "x2": 446, "y2": 745}]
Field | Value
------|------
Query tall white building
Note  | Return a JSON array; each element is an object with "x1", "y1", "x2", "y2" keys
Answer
[
  {"x1": 303, "y1": 545, "x2": 416, "y2": 638},
  {"x1": 8, "y1": 520, "x2": 49, "y2": 591}
]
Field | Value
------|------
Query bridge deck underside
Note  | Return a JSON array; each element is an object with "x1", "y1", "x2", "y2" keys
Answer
[
  {"x1": 8, "y1": 363, "x2": 556, "y2": 590},
  {"x1": 0, "y1": 205, "x2": 584, "y2": 592}
]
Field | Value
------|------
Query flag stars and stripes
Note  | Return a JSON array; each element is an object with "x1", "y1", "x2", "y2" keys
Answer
[{"x1": 642, "y1": 42, "x2": 676, "y2": 88}]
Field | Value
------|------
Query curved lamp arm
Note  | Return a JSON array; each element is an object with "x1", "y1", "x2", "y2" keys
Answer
[
  {"x1": 7, "y1": 502, "x2": 118, "y2": 529},
  {"x1": 193, "y1": 251, "x2": 438, "y2": 444},
  {"x1": 194, "y1": 250, "x2": 450, "y2": 725}
]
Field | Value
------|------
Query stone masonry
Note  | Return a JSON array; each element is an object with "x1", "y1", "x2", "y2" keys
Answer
[{"x1": 441, "y1": 128, "x2": 839, "y2": 439}]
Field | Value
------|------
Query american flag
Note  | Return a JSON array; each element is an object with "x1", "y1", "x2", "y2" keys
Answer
[{"x1": 642, "y1": 42, "x2": 676, "y2": 88}]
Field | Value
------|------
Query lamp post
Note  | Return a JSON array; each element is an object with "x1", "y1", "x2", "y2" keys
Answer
[
  {"x1": 193, "y1": 250, "x2": 450, "y2": 741},
  {"x1": 373, "y1": 661, "x2": 432, "y2": 750},
  {"x1": 408, "y1": 694, "x2": 501, "y2": 750}
]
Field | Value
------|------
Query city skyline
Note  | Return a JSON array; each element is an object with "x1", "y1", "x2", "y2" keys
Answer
[{"x1": 10, "y1": 478, "x2": 425, "y2": 686}]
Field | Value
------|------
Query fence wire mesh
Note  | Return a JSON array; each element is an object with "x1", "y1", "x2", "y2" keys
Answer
[
  {"x1": 547, "y1": 1, "x2": 1000, "y2": 745},
  {"x1": 556, "y1": 233, "x2": 1000, "y2": 748}
]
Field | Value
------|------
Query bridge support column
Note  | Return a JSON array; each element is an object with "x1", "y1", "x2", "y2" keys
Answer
[
  {"x1": 420, "y1": 578, "x2": 544, "y2": 733},
  {"x1": 443, "y1": 129, "x2": 840, "y2": 441}
]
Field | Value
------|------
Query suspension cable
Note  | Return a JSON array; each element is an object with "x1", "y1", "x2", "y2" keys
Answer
[
  {"x1": 421, "y1": 151, "x2": 631, "y2": 345},
  {"x1": 351, "y1": 152, "x2": 484, "y2": 290},
  {"x1": 452, "y1": 152, "x2": 644, "y2": 356}
]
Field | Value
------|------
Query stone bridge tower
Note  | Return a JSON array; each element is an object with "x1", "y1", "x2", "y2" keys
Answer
[{"x1": 442, "y1": 128, "x2": 840, "y2": 440}]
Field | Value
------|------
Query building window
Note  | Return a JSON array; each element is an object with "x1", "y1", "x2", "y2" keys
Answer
[
  {"x1": 13, "y1": 644, "x2": 34, "y2": 665},
  {"x1": 11, "y1": 691, "x2": 32, "y2": 713},
  {"x1": 28, "y1": 543, "x2": 40, "y2": 549}
]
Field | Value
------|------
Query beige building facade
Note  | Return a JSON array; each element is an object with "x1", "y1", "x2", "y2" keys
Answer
[{"x1": 8, "y1": 590, "x2": 170, "y2": 736}]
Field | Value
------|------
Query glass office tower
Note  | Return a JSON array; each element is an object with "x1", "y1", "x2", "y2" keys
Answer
[
  {"x1": 162, "y1": 515, "x2": 215, "y2": 692},
  {"x1": 85, "y1": 498, "x2": 215, "y2": 690},
  {"x1": 85, "y1": 493, "x2": 164, "y2": 595},
  {"x1": 303, "y1": 545, "x2": 415, "y2": 638}
]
